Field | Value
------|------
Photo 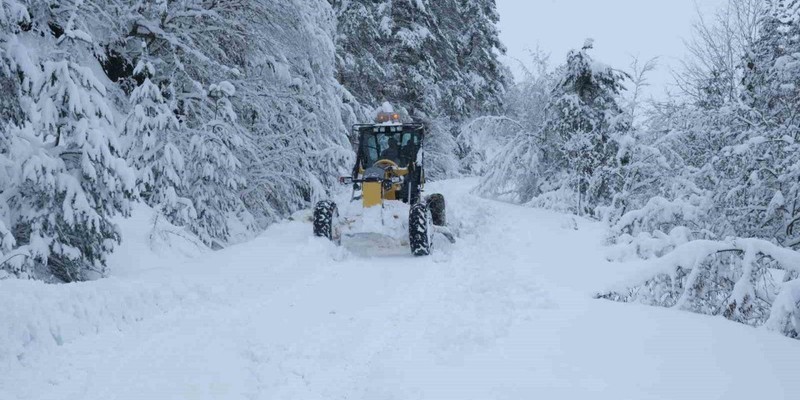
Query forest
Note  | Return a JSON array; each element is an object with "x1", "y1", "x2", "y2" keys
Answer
[
  {"x1": 2, "y1": 0, "x2": 800, "y2": 341},
  {"x1": 0, "y1": 0, "x2": 505, "y2": 281}
]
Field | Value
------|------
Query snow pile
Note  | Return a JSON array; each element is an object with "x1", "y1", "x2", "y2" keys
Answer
[
  {"x1": 599, "y1": 238, "x2": 800, "y2": 338},
  {"x1": 0, "y1": 272, "x2": 216, "y2": 364},
  {"x1": 340, "y1": 199, "x2": 409, "y2": 240},
  {"x1": 607, "y1": 195, "x2": 712, "y2": 261},
  {"x1": 0, "y1": 205, "x2": 207, "y2": 364},
  {"x1": 0, "y1": 201, "x2": 346, "y2": 368}
]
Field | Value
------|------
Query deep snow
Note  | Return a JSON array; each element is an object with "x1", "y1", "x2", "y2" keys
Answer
[{"x1": 1, "y1": 179, "x2": 798, "y2": 399}]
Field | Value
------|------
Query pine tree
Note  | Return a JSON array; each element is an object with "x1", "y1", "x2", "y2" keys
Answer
[
  {"x1": 122, "y1": 58, "x2": 195, "y2": 226},
  {"x1": 1, "y1": 2, "x2": 29, "y2": 278},
  {"x1": 1, "y1": 0, "x2": 27, "y2": 121},
  {"x1": 384, "y1": 0, "x2": 440, "y2": 118},
  {"x1": 741, "y1": 0, "x2": 800, "y2": 121},
  {"x1": 0, "y1": 123, "x2": 16, "y2": 278},
  {"x1": 330, "y1": 0, "x2": 507, "y2": 178},
  {"x1": 3, "y1": 2, "x2": 136, "y2": 280},
  {"x1": 330, "y1": 0, "x2": 391, "y2": 108},
  {"x1": 3, "y1": 57, "x2": 135, "y2": 281},
  {"x1": 0, "y1": 124, "x2": 26, "y2": 279},
  {"x1": 544, "y1": 40, "x2": 629, "y2": 214},
  {"x1": 440, "y1": 0, "x2": 507, "y2": 118},
  {"x1": 185, "y1": 82, "x2": 252, "y2": 248}
]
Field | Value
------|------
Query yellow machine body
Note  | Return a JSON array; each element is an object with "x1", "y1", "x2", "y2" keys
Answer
[
  {"x1": 360, "y1": 166, "x2": 409, "y2": 208},
  {"x1": 362, "y1": 182, "x2": 383, "y2": 208}
]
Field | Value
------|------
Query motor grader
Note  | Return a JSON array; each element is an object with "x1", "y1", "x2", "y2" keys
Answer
[{"x1": 312, "y1": 111, "x2": 448, "y2": 256}]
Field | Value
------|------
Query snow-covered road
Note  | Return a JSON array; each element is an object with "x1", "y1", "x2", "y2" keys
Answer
[{"x1": 2, "y1": 179, "x2": 798, "y2": 399}]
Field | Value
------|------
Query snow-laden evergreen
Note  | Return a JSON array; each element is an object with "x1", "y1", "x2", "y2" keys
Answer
[
  {"x1": 184, "y1": 81, "x2": 252, "y2": 249},
  {"x1": 121, "y1": 59, "x2": 194, "y2": 229},
  {"x1": 542, "y1": 41, "x2": 630, "y2": 215},
  {"x1": 330, "y1": 0, "x2": 508, "y2": 178},
  {"x1": 473, "y1": 42, "x2": 629, "y2": 215},
  {"x1": 1, "y1": 15, "x2": 134, "y2": 281}
]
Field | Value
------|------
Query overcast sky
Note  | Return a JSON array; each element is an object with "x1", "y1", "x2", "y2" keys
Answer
[{"x1": 496, "y1": 0, "x2": 726, "y2": 99}]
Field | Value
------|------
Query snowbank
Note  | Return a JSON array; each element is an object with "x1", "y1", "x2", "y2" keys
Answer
[
  {"x1": 0, "y1": 204, "x2": 208, "y2": 364},
  {"x1": 599, "y1": 237, "x2": 800, "y2": 338},
  {"x1": 0, "y1": 274, "x2": 217, "y2": 363},
  {"x1": 0, "y1": 201, "x2": 347, "y2": 369}
]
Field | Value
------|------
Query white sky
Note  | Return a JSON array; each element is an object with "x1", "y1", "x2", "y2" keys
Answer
[{"x1": 496, "y1": 0, "x2": 726, "y2": 99}]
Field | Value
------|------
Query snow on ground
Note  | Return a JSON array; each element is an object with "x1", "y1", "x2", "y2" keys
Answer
[{"x1": 1, "y1": 178, "x2": 798, "y2": 399}]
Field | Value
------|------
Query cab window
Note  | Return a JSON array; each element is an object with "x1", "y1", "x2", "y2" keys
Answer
[
  {"x1": 359, "y1": 126, "x2": 421, "y2": 168},
  {"x1": 364, "y1": 134, "x2": 379, "y2": 165}
]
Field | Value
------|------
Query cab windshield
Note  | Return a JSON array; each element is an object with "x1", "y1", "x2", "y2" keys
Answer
[{"x1": 361, "y1": 128, "x2": 421, "y2": 168}]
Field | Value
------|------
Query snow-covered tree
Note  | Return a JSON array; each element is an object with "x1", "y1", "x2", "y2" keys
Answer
[
  {"x1": 676, "y1": 0, "x2": 765, "y2": 107},
  {"x1": 0, "y1": 122, "x2": 17, "y2": 279},
  {"x1": 472, "y1": 50, "x2": 554, "y2": 202},
  {"x1": 438, "y1": 0, "x2": 507, "y2": 119},
  {"x1": 545, "y1": 40, "x2": 630, "y2": 214},
  {"x1": 103, "y1": 0, "x2": 353, "y2": 242},
  {"x1": 331, "y1": 0, "x2": 507, "y2": 178},
  {"x1": 183, "y1": 82, "x2": 251, "y2": 248},
  {"x1": 458, "y1": 116, "x2": 524, "y2": 176},
  {"x1": 0, "y1": 0, "x2": 28, "y2": 124},
  {"x1": 121, "y1": 58, "x2": 195, "y2": 227},
  {"x1": 0, "y1": 1, "x2": 28, "y2": 278},
  {"x1": 26, "y1": 57, "x2": 133, "y2": 281},
  {"x1": 595, "y1": 0, "x2": 800, "y2": 340},
  {"x1": 0, "y1": 0, "x2": 141, "y2": 281},
  {"x1": 329, "y1": 0, "x2": 391, "y2": 109},
  {"x1": 477, "y1": 41, "x2": 629, "y2": 214},
  {"x1": 0, "y1": 34, "x2": 135, "y2": 281},
  {"x1": 0, "y1": 125, "x2": 28, "y2": 279},
  {"x1": 741, "y1": 0, "x2": 800, "y2": 121},
  {"x1": 229, "y1": 0, "x2": 352, "y2": 227}
]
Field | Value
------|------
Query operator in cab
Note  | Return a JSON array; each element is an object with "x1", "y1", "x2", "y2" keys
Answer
[{"x1": 381, "y1": 137, "x2": 401, "y2": 161}]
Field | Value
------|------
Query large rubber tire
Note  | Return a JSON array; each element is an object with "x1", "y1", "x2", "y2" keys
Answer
[
  {"x1": 409, "y1": 202, "x2": 432, "y2": 256},
  {"x1": 426, "y1": 193, "x2": 446, "y2": 226},
  {"x1": 313, "y1": 200, "x2": 338, "y2": 240}
]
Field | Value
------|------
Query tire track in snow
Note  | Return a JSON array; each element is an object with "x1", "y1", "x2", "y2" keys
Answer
[
  {"x1": 233, "y1": 254, "x2": 445, "y2": 399},
  {"x1": 320, "y1": 184, "x2": 559, "y2": 399},
  {"x1": 232, "y1": 182, "x2": 491, "y2": 398}
]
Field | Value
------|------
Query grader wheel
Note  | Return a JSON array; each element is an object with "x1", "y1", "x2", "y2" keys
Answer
[
  {"x1": 409, "y1": 202, "x2": 432, "y2": 256},
  {"x1": 313, "y1": 200, "x2": 338, "y2": 240},
  {"x1": 426, "y1": 193, "x2": 446, "y2": 226}
]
